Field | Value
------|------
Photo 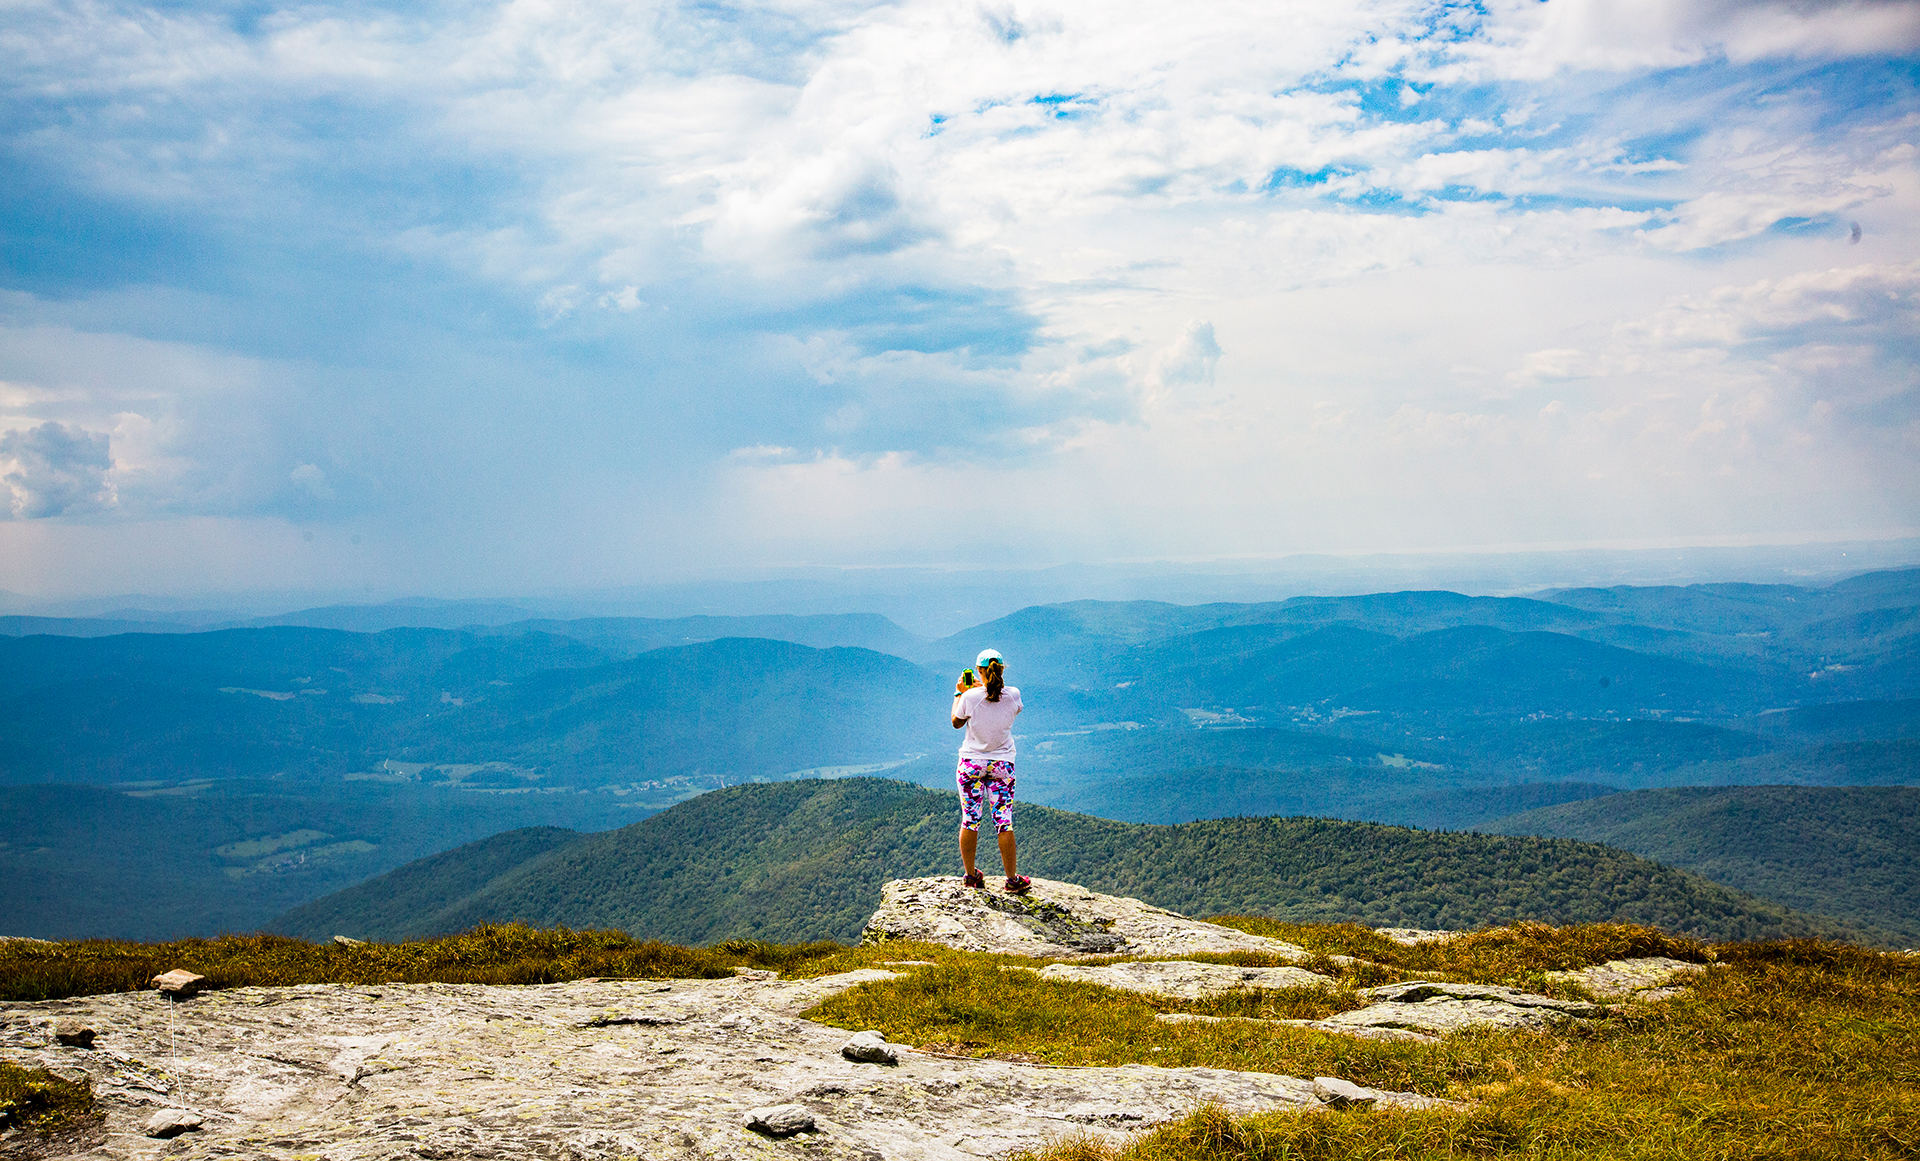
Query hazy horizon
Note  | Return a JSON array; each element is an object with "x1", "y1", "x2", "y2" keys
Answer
[{"x1": 7, "y1": 535, "x2": 1915, "y2": 638}]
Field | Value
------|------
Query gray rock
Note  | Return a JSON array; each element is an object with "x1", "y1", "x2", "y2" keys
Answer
[
  {"x1": 1317, "y1": 980, "x2": 1604, "y2": 1037},
  {"x1": 1544, "y1": 957, "x2": 1708, "y2": 1001},
  {"x1": 0, "y1": 966, "x2": 1459, "y2": 1158},
  {"x1": 1312, "y1": 1076, "x2": 1377, "y2": 1107},
  {"x1": 1373, "y1": 928, "x2": 1459, "y2": 946},
  {"x1": 863, "y1": 877, "x2": 1309, "y2": 960},
  {"x1": 1361, "y1": 980, "x2": 1606, "y2": 1017},
  {"x1": 1029, "y1": 960, "x2": 1334, "y2": 999},
  {"x1": 1154, "y1": 1013, "x2": 1437, "y2": 1043},
  {"x1": 54, "y1": 1017, "x2": 96, "y2": 1047},
  {"x1": 841, "y1": 1029, "x2": 899, "y2": 1064},
  {"x1": 144, "y1": 1109, "x2": 203, "y2": 1138},
  {"x1": 744, "y1": 1103, "x2": 816, "y2": 1137},
  {"x1": 332, "y1": 935, "x2": 365, "y2": 946},
  {"x1": 150, "y1": 969, "x2": 206, "y2": 997}
]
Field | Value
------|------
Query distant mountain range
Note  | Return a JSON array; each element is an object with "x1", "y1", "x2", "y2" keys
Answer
[
  {"x1": 3, "y1": 570, "x2": 1915, "y2": 941},
  {"x1": 273, "y1": 778, "x2": 1886, "y2": 947}
]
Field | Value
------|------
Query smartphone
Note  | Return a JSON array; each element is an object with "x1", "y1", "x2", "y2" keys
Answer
[{"x1": 959, "y1": 668, "x2": 976, "y2": 687}]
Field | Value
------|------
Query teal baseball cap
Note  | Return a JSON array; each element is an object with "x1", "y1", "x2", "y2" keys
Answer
[{"x1": 976, "y1": 648, "x2": 1003, "y2": 667}]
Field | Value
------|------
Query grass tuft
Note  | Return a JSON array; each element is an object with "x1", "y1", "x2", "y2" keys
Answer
[
  {"x1": 0, "y1": 1061, "x2": 91, "y2": 1134},
  {"x1": 1207, "y1": 916, "x2": 1710, "y2": 977}
]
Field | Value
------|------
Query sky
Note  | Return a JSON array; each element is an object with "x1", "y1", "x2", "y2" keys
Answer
[{"x1": 2, "y1": 0, "x2": 1918, "y2": 600}]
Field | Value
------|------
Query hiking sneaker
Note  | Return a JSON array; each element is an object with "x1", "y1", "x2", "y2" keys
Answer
[
  {"x1": 1003, "y1": 875, "x2": 1032, "y2": 895},
  {"x1": 962, "y1": 869, "x2": 986, "y2": 889}
]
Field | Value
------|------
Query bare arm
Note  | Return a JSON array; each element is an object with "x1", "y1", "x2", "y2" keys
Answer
[{"x1": 952, "y1": 716, "x2": 968, "y2": 729}]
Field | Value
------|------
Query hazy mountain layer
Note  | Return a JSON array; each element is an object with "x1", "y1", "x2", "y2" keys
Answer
[
  {"x1": 273, "y1": 779, "x2": 1882, "y2": 947},
  {"x1": 0, "y1": 784, "x2": 647, "y2": 942}
]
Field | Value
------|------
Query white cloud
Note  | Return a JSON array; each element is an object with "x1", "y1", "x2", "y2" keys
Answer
[
  {"x1": 289, "y1": 463, "x2": 335, "y2": 502},
  {"x1": 1, "y1": 0, "x2": 1916, "y2": 586},
  {"x1": 0, "y1": 421, "x2": 115, "y2": 518}
]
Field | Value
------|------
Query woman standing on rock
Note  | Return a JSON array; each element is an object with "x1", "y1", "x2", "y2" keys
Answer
[{"x1": 952, "y1": 649, "x2": 1029, "y2": 894}]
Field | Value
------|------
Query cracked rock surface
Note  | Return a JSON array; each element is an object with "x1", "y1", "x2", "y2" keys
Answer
[
  {"x1": 2, "y1": 967, "x2": 1452, "y2": 1160},
  {"x1": 1026, "y1": 962, "x2": 1335, "y2": 999},
  {"x1": 863, "y1": 878, "x2": 1309, "y2": 960},
  {"x1": 1544, "y1": 957, "x2": 1708, "y2": 1001},
  {"x1": 1316, "y1": 980, "x2": 1606, "y2": 1038}
]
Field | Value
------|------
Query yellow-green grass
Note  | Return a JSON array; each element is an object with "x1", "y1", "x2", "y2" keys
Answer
[
  {"x1": 805, "y1": 929, "x2": 1920, "y2": 1160},
  {"x1": 0, "y1": 1061, "x2": 91, "y2": 1133},
  {"x1": 0, "y1": 926, "x2": 850, "y2": 1002},
  {"x1": 1205, "y1": 918, "x2": 1715, "y2": 998},
  {"x1": 0, "y1": 926, "x2": 1087, "y2": 1003}
]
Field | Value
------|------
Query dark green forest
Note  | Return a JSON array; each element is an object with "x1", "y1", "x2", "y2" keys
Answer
[
  {"x1": 1484, "y1": 785, "x2": 1920, "y2": 945},
  {"x1": 275, "y1": 779, "x2": 1880, "y2": 947}
]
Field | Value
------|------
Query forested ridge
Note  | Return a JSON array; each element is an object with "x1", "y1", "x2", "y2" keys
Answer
[{"x1": 276, "y1": 778, "x2": 1882, "y2": 946}]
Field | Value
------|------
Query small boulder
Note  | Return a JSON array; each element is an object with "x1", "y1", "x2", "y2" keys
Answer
[
  {"x1": 743, "y1": 1104, "x2": 816, "y2": 1137},
  {"x1": 151, "y1": 969, "x2": 207, "y2": 997},
  {"x1": 144, "y1": 1109, "x2": 204, "y2": 1138},
  {"x1": 54, "y1": 1017, "x2": 95, "y2": 1048},
  {"x1": 333, "y1": 935, "x2": 366, "y2": 946},
  {"x1": 840, "y1": 1030, "x2": 899, "y2": 1064},
  {"x1": 1312, "y1": 1076, "x2": 1378, "y2": 1108}
]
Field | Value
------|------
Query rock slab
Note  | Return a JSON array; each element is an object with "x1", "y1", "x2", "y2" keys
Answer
[
  {"x1": 1319, "y1": 980, "x2": 1604, "y2": 1038},
  {"x1": 864, "y1": 877, "x2": 1309, "y2": 960},
  {"x1": 1, "y1": 968, "x2": 1452, "y2": 1159},
  {"x1": 1544, "y1": 957, "x2": 1707, "y2": 1001},
  {"x1": 1029, "y1": 961, "x2": 1335, "y2": 999}
]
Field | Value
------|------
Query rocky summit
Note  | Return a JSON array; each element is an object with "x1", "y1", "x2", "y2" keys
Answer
[
  {"x1": 0, "y1": 967, "x2": 1454, "y2": 1160},
  {"x1": 0, "y1": 878, "x2": 1702, "y2": 1159},
  {"x1": 861, "y1": 876, "x2": 1310, "y2": 959}
]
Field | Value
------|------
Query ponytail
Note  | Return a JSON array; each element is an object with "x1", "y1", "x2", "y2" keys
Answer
[{"x1": 983, "y1": 659, "x2": 1005, "y2": 702}]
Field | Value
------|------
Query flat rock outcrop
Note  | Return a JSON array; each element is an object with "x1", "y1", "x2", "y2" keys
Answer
[
  {"x1": 1316, "y1": 980, "x2": 1606, "y2": 1040},
  {"x1": 1372, "y1": 929, "x2": 1460, "y2": 946},
  {"x1": 1025, "y1": 961, "x2": 1335, "y2": 999},
  {"x1": 1544, "y1": 957, "x2": 1708, "y2": 1001},
  {"x1": 1, "y1": 967, "x2": 1449, "y2": 1160},
  {"x1": 863, "y1": 877, "x2": 1309, "y2": 960}
]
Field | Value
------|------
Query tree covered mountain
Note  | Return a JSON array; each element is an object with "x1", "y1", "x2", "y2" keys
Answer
[
  {"x1": 274, "y1": 778, "x2": 1884, "y2": 947},
  {"x1": 1483, "y1": 785, "x2": 1920, "y2": 946}
]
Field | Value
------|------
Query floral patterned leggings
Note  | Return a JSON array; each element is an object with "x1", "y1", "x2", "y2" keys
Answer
[{"x1": 956, "y1": 759, "x2": 1017, "y2": 833}]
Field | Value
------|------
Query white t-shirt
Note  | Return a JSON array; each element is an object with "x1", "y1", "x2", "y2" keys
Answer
[{"x1": 954, "y1": 685, "x2": 1022, "y2": 762}]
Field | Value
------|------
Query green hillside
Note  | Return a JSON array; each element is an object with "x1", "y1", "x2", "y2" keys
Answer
[
  {"x1": 1484, "y1": 785, "x2": 1920, "y2": 946},
  {"x1": 272, "y1": 826, "x2": 587, "y2": 943},
  {"x1": 274, "y1": 778, "x2": 1881, "y2": 946}
]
